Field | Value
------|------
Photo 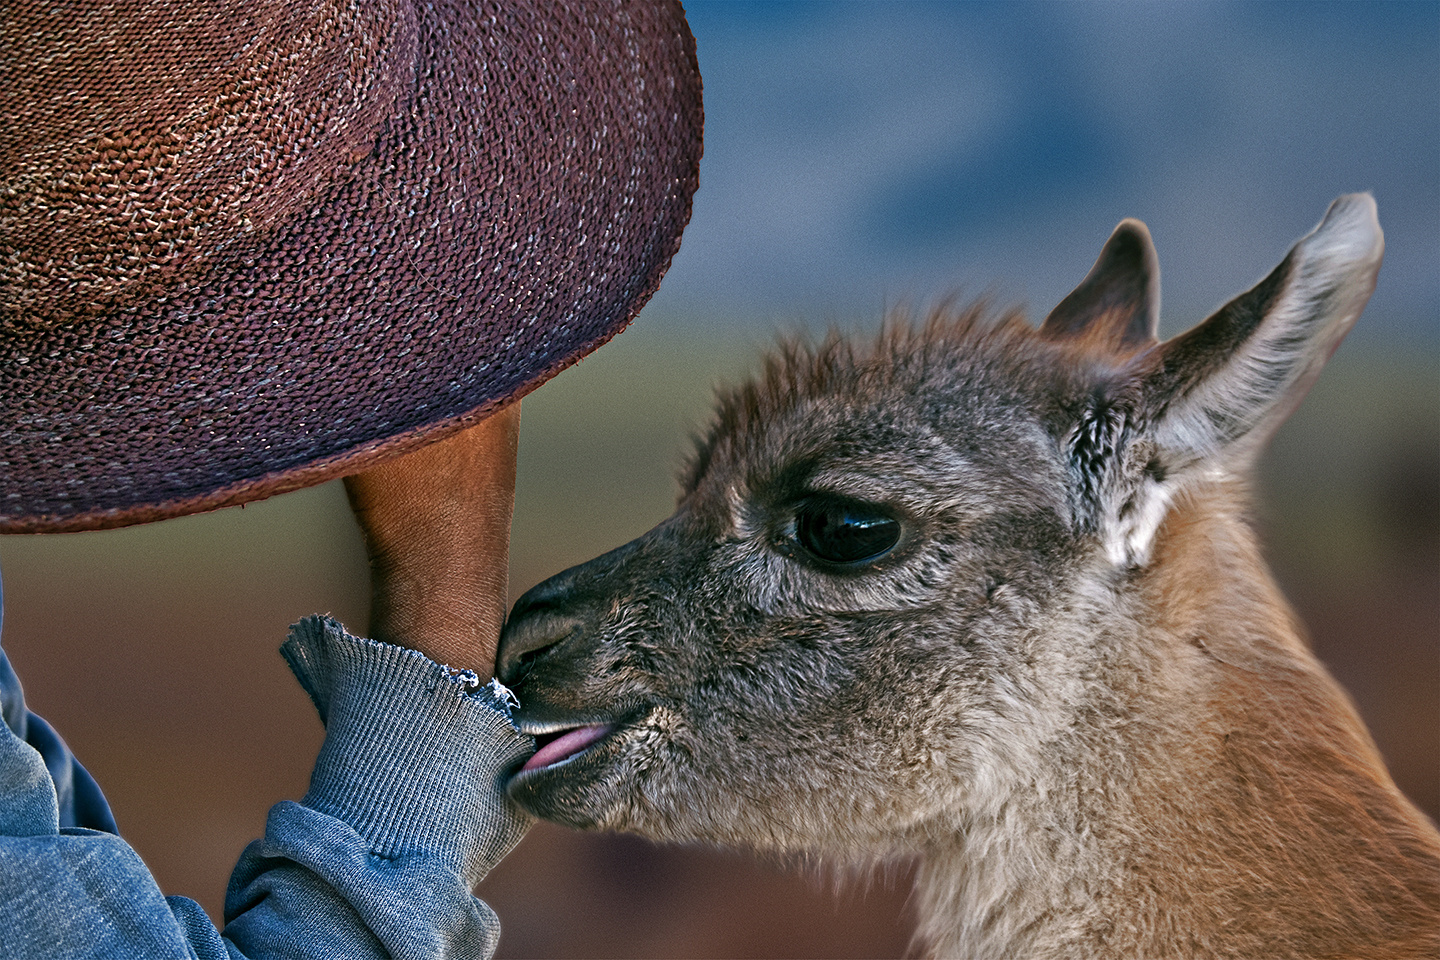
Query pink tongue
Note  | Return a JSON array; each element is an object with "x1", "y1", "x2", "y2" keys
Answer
[{"x1": 523, "y1": 724, "x2": 615, "y2": 772}]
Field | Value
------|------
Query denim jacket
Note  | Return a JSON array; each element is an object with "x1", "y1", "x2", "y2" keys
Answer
[{"x1": 0, "y1": 572, "x2": 534, "y2": 959}]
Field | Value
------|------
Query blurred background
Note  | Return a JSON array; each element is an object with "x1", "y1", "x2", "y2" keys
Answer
[{"x1": 1, "y1": 2, "x2": 1435, "y2": 957}]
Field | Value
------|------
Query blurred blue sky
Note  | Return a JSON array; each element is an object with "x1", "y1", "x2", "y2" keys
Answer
[{"x1": 650, "y1": 1, "x2": 1439, "y2": 346}]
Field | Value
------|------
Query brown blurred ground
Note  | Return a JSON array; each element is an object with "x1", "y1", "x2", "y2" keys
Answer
[{"x1": 0, "y1": 313, "x2": 1435, "y2": 958}]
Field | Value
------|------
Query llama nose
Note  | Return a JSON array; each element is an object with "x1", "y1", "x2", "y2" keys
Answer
[
  {"x1": 496, "y1": 574, "x2": 586, "y2": 687},
  {"x1": 497, "y1": 537, "x2": 644, "y2": 686}
]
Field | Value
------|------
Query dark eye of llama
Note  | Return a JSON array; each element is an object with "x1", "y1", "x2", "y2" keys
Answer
[{"x1": 793, "y1": 498, "x2": 901, "y2": 566}]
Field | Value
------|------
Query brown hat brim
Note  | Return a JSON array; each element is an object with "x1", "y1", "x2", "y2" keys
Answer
[{"x1": 0, "y1": 0, "x2": 702, "y2": 533}]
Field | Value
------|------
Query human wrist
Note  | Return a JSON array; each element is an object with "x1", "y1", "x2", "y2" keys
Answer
[
  {"x1": 343, "y1": 405, "x2": 521, "y2": 675},
  {"x1": 284, "y1": 616, "x2": 535, "y2": 884}
]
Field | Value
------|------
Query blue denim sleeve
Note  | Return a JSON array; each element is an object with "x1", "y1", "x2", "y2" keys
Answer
[{"x1": 0, "y1": 607, "x2": 535, "y2": 960}]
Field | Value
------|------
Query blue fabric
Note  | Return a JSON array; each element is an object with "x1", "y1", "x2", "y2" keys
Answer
[{"x1": 0, "y1": 567, "x2": 534, "y2": 959}]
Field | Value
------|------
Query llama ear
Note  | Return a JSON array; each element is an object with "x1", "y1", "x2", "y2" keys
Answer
[
  {"x1": 1071, "y1": 194, "x2": 1383, "y2": 568},
  {"x1": 1041, "y1": 219, "x2": 1160, "y2": 353}
]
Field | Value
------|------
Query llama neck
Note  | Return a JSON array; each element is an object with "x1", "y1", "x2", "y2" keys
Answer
[{"x1": 912, "y1": 490, "x2": 1440, "y2": 960}]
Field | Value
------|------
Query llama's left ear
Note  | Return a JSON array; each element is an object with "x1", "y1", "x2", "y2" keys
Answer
[
  {"x1": 1041, "y1": 218, "x2": 1160, "y2": 353},
  {"x1": 1071, "y1": 194, "x2": 1383, "y2": 568}
]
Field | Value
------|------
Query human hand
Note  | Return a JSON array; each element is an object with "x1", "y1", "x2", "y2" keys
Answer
[{"x1": 343, "y1": 404, "x2": 521, "y2": 675}]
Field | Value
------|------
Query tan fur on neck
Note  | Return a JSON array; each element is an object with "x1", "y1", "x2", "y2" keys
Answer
[{"x1": 913, "y1": 488, "x2": 1440, "y2": 958}]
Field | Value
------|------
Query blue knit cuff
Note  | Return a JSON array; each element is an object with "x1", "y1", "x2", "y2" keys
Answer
[{"x1": 282, "y1": 616, "x2": 534, "y2": 886}]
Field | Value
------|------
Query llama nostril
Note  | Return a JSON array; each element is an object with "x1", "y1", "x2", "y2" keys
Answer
[
  {"x1": 496, "y1": 610, "x2": 583, "y2": 686},
  {"x1": 498, "y1": 541, "x2": 638, "y2": 685},
  {"x1": 498, "y1": 574, "x2": 588, "y2": 686}
]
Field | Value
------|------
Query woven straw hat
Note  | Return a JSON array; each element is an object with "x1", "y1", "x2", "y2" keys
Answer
[{"x1": 0, "y1": 0, "x2": 702, "y2": 533}]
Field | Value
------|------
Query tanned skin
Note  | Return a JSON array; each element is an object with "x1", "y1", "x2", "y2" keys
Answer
[{"x1": 343, "y1": 402, "x2": 521, "y2": 675}]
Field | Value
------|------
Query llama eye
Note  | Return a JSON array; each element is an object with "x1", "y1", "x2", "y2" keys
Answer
[{"x1": 794, "y1": 499, "x2": 901, "y2": 566}]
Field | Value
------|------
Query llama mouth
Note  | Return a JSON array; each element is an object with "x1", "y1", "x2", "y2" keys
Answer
[
  {"x1": 507, "y1": 706, "x2": 658, "y2": 827},
  {"x1": 520, "y1": 722, "x2": 619, "y2": 773}
]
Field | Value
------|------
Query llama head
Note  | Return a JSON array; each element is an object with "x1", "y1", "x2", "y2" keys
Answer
[{"x1": 496, "y1": 196, "x2": 1383, "y2": 857}]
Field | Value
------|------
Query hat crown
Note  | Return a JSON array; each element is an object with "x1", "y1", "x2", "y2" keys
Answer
[{"x1": 1, "y1": 0, "x2": 416, "y2": 330}]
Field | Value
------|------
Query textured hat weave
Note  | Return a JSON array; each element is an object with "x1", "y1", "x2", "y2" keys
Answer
[{"x1": 0, "y1": 0, "x2": 702, "y2": 532}]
